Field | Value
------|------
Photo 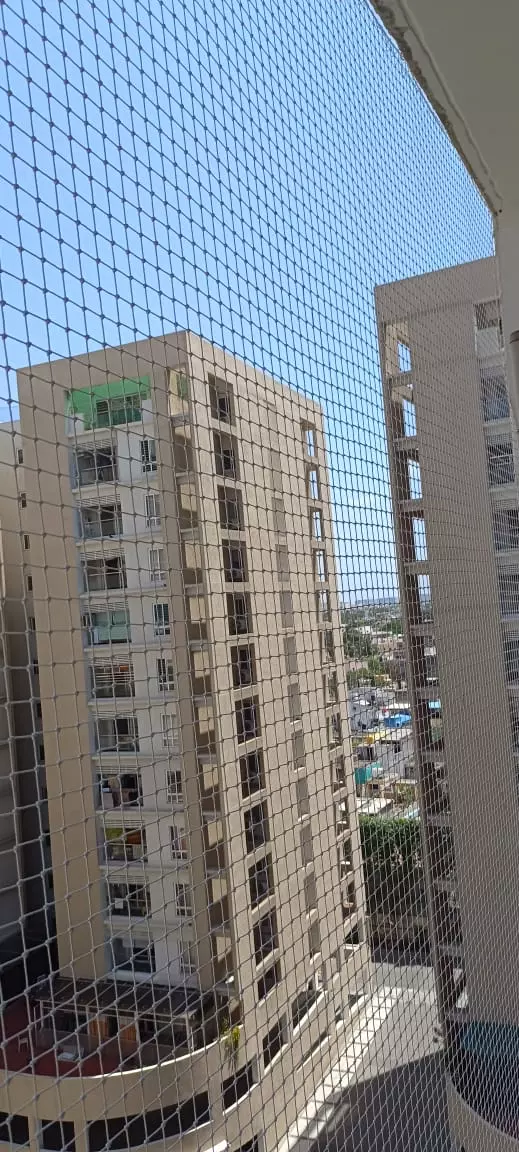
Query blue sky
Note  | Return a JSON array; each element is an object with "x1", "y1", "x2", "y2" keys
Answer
[{"x1": 0, "y1": 0, "x2": 493, "y2": 601}]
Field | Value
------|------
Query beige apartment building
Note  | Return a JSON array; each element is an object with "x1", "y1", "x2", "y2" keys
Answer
[
  {"x1": 0, "y1": 332, "x2": 369, "y2": 1152},
  {"x1": 378, "y1": 257, "x2": 519, "y2": 1149}
]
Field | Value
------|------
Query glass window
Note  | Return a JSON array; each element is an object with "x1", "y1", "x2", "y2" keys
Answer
[
  {"x1": 153, "y1": 603, "x2": 170, "y2": 636},
  {"x1": 141, "y1": 438, "x2": 157, "y2": 473},
  {"x1": 145, "y1": 492, "x2": 161, "y2": 527}
]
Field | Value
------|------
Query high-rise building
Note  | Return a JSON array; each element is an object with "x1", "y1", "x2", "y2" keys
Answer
[
  {"x1": 378, "y1": 256, "x2": 519, "y2": 1148},
  {"x1": 2, "y1": 332, "x2": 369, "y2": 1152},
  {"x1": 0, "y1": 424, "x2": 48, "y2": 960}
]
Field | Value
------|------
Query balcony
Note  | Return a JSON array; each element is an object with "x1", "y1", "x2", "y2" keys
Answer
[
  {"x1": 91, "y1": 665, "x2": 135, "y2": 699},
  {"x1": 97, "y1": 732, "x2": 139, "y2": 754},
  {"x1": 0, "y1": 978, "x2": 224, "y2": 1086},
  {"x1": 108, "y1": 883, "x2": 151, "y2": 918},
  {"x1": 80, "y1": 505, "x2": 123, "y2": 540},
  {"x1": 74, "y1": 449, "x2": 117, "y2": 488},
  {"x1": 99, "y1": 775, "x2": 143, "y2": 809},
  {"x1": 83, "y1": 557, "x2": 127, "y2": 593},
  {"x1": 105, "y1": 828, "x2": 146, "y2": 862},
  {"x1": 84, "y1": 610, "x2": 131, "y2": 647}
]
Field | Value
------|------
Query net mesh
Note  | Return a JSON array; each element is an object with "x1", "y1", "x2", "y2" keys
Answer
[{"x1": 0, "y1": 0, "x2": 508, "y2": 1150}]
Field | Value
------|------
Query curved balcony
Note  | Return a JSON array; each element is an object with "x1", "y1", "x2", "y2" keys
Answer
[
  {"x1": 447, "y1": 1072, "x2": 519, "y2": 1149},
  {"x1": 0, "y1": 982, "x2": 227, "y2": 1119},
  {"x1": 446, "y1": 1022, "x2": 519, "y2": 1147}
]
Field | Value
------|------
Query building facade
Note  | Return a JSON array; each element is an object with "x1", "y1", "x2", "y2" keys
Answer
[
  {"x1": 2, "y1": 332, "x2": 369, "y2": 1152},
  {"x1": 378, "y1": 257, "x2": 519, "y2": 1149}
]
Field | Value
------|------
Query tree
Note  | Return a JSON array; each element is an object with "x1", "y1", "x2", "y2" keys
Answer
[{"x1": 358, "y1": 815, "x2": 423, "y2": 921}]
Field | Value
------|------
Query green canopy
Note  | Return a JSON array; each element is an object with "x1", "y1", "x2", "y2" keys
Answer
[{"x1": 66, "y1": 376, "x2": 150, "y2": 429}]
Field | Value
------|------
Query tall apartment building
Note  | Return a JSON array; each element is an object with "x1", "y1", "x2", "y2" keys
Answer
[
  {"x1": 378, "y1": 257, "x2": 519, "y2": 1150},
  {"x1": 0, "y1": 424, "x2": 48, "y2": 961},
  {"x1": 0, "y1": 332, "x2": 368, "y2": 1152}
]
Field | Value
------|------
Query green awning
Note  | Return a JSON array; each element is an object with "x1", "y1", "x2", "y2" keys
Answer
[{"x1": 66, "y1": 376, "x2": 151, "y2": 428}]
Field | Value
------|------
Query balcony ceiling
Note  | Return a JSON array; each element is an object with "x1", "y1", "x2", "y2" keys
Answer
[{"x1": 371, "y1": 0, "x2": 519, "y2": 212}]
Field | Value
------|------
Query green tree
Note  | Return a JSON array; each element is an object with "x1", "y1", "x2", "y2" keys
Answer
[{"x1": 358, "y1": 815, "x2": 423, "y2": 920}]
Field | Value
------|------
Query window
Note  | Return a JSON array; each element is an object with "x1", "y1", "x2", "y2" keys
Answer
[
  {"x1": 257, "y1": 962, "x2": 281, "y2": 1001},
  {"x1": 231, "y1": 644, "x2": 255, "y2": 688},
  {"x1": 397, "y1": 340, "x2": 412, "y2": 372},
  {"x1": 38, "y1": 742, "x2": 45, "y2": 764},
  {"x1": 141, "y1": 438, "x2": 157, "y2": 473},
  {"x1": 96, "y1": 716, "x2": 139, "y2": 752},
  {"x1": 292, "y1": 730, "x2": 305, "y2": 770},
  {"x1": 28, "y1": 616, "x2": 35, "y2": 631},
  {"x1": 254, "y1": 909, "x2": 278, "y2": 965},
  {"x1": 0, "y1": 1113, "x2": 29, "y2": 1145},
  {"x1": 40, "y1": 1121, "x2": 75, "y2": 1152},
  {"x1": 302, "y1": 425, "x2": 315, "y2": 456},
  {"x1": 249, "y1": 856, "x2": 273, "y2": 907},
  {"x1": 75, "y1": 447, "x2": 116, "y2": 486},
  {"x1": 487, "y1": 440, "x2": 515, "y2": 486},
  {"x1": 17, "y1": 448, "x2": 24, "y2": 464},
  {"x1": 153, "y1": 603, "x2": 170, "y2": 636},
  {"x1": 280, "y1": 590, "x2": 294, "y2": 629},
  {"x1": 262, "y1": 1017, "x2": 286, "y2": 1068},
  {"x1": 26, "y1": 574, "x2": 33, "y2": 592},
  {"x1": 227, "y1": 592, "x2": 251, "y2": 636},
  {"x1": 311, "y1": 510, "x2": 323, "y2": 540},
  {"x1": 157, "y1": 658, "x2": 175, "y2": 691},
  {"x1": 307, "y1": 468, "x2": 320, "y2": 500},
  {"x1": 236, "y1": 697, "x2": 260, "y2": 743},
  {"x1": 145, "y1": 492, "x2": 161, "y2": 527},
  {"x1": 149, "y1": 546, "x2": 166, "y2": 583},
  {"x1": 309, "y1": 921, "x2": 321, "y2": 958},
  {"x1": 329, "y1": 712, "x2": 342, "y2": 747},
  {"x1": 214, "y1": 431, "x2": 237, "y2": 478},
  {"x1": 296, "y1": 777, "x2": 310, "y2": 819},
  {"x1": 314, "y1": 549, "x2": 327, "y2": 582},
  {"x1": 288, "y1": 683, "x2": 302, "y2": 722},
  {"x1": 161, "y1": 712, "x2": 177, "y2": 748},
  {"x1": 292, "y1": 981, "x2": 320, "y2": 1030},
  {"x1": 481, "y1": 369, "x2": 509, "y2": 421},
  {"x1": 19, "y1": 492, "x2": 26, "y2": 508},
  {"x1": 277, "y1": 544, "x2": 290, "y2": 582},
  {"x1": 321, "y1": 630, "x2": 335, "y2": 664},
  {"x1": 273, "y1": 497, "x2": 286, "y2": 533},
  {"x1": 167, "y1": 770, "x2": 183, "y2": 804},
  {"x1": 316, "y1": 588, "x2": 331, "y2": 622},
  {"x1": 499, "y1": 572, "x2": 519, "y2": 617},
  {"x1": 171, "y1": 825, "x2": 188, "y2": 860},
  {"x1": 23, "y1": 534, "x2": 30, "y2": 550},
  {"x1": 475, "y1": 298, "x2": 502, "y2": 333},
  {"x1": 494, "y1": 508, "x2": 519, "y2": 551},
  {"x1": 83, "y1": 556, "x2": 126, "y2": 592},
  {"x1": 240, "y1": 750, "x2": 264, "y2": 798},
  {"x1": 36, "y1": 701, "x2": 42, "y2": 718},
  {"x1": 209, "y1": 373, "x2": 233, "y2": 423},
  {"x1": 32, "y1": 659, "x2": 39, "y2": 676},
  {"x1": 112, "y1": 937, "x2": 155, "y2": 975},
  {"x1": 223, "y1": 542, "x2": 246, "y2": 582},
  {"x1": 245, "y1": 802, "x2": 269, "y2": 853},
  {"x1": 222, "y1": 1062, "x2": 255, "y2": 1111},
  {"x1": 175, "y1": 883, "x2": 192, "y2": 917},
  {"x1": 218, "y1": 485, "x2": 243, "y2": 530}
]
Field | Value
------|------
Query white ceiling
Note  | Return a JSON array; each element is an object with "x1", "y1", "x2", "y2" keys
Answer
[{"x1": 371, "y1": 0, "x2": 519, "y2": 212}]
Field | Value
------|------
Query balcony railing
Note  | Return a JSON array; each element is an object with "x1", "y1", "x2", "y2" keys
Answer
[
  {"x1": 97, "y1": 735, "x2": 139, "y2": 753},
  {"x1": 82, "y1": 517, "x2": 123, "y2": 539},
  {"x1": 76, "y1": 464, "x2": 117, "y2": 485},
  {"x1": 99, "y1": 781, "x2": 142, "y2": 808},
  {"x1": 92, "y1": 680, "x2": 135, "y2": 699}
]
